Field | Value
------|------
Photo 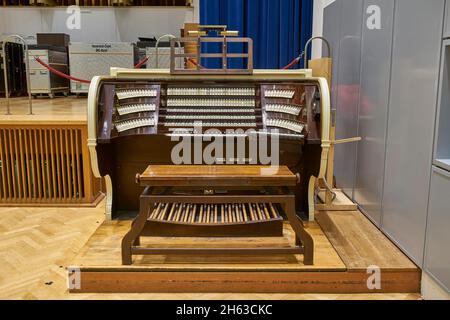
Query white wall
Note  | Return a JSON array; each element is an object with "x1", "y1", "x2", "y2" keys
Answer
[
  {"x1": 0, "y1": 6, "x2": 197, "y2": 43},
  {"x1": 312, "y1": 0, "x2": 335, "y2": 58}
]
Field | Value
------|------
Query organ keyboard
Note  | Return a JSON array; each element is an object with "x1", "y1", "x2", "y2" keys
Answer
[
  {"x1": 87, "y1": 69, "x2": 331, "y2": 219},
  {"x1": 116, "y1": 89, "x2": 158, "y2": 100},
  {"x1": 95, "y1": 81, "x2": 320, "y2": 138},
  {"x1": 116, "y1": 103, "x2": 156, "y2": 116}
]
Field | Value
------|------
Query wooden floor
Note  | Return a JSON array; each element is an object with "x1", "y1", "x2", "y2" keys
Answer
[
  {"x1": 0, "y1": 200, "x2": 420, "y2": 299},
  {"x1": 316, "y1": 210, "x2": 419, "y2": 270},
  {"x1": 73, "y1": 221, "x2": 344, "y2": 271},
  {"x1": 0, "y1": 97, "x2": 421, "y2": 299},
  {"x1": 71, "y1": 209, "x2": 420, "y2": 294},
  {"x1": 0, "y1": 97, "x2": 87, "y2": 124}
]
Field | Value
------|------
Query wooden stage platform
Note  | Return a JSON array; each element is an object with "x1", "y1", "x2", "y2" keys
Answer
[{"x1": 70, "y1": 210, "x2": 420, "y2": 294}]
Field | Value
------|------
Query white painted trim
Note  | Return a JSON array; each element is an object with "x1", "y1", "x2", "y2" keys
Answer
[
  {"x1": 308, "y1": 77, "x2": 331, "y2": 221},
  {"x1": 312, "y1": 0, "x2": 324, "y2": 59},
  {"x1": 312, "y1": 0, "x2": 336, "y2": 59},
  {"x1": 104, "y1": 175, "x2": 113, "y2": 221},
  {"x1": 87, "y1": 76, "x2": 103, "y2": 179}
]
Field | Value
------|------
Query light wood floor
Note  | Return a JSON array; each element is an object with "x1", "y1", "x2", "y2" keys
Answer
[
  {"x1": 316, "y1": 211, "x2": 418, "y2": 270},
  {"x1": 73, "y1": 220, "x2": 345, "y2": 271},
  {"x1": 0, "y1": 97, "x2": 87, "y2": 124},
  {"x1": 0, "y1": 200, "x2": 420, "y2": 300}
]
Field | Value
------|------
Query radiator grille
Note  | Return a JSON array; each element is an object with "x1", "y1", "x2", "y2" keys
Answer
[{"x1": 0, "y1": 127, "x2": 90, "y2": 204}]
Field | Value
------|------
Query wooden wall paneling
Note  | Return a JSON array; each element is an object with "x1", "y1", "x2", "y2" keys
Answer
[
  {"x1": 0, "y1": 131, "x2": 6, "y2": 200},
  {"x1": 75, "y1": 129, "x2": 82, "y2": 201},
  {"x1": 60, "y1": 129, "x2": 67, "y2": 199},
  {"x1": 70, "y1": 129, "x2": 76, "y2": 201},
  {"x1": 54, "y1": 129, "x2": 61, "y2": 200},
  {"x1": 66, "y1": 129, "x2": 72, "y2": 199},
  {"x1": 12, "y1": 130, "x2": 18, "y2": 199},
  {"x1": 24, "y1": 129, "x2": 31, "y2": 199},
  {"x1": 45, "y1": 129, "x2": 50, "y2": 200},
  {"x1": 28, "y1": 130, "x2": 35, "y2": 199},
  {"x1": 0, "y1": 124, "x2": 102, "y2": 206},
  {"x1": 39, "y1": 129, "x2": 47, "y2": 201},
  {"x1": 32, "y1": 130, "x2": 40, "y2": 200},
  {"x1": 49, "y1": 129, "x2": 56, "y2": 200},
  {"x1": 9, "y1": 130, "x2": 17, "y2": 200},
  {"x1": 19, "y1": 130, "x2": 26, "y2": 199},
  {"x1": 81, "y1": 126, "x2": 92, "y2": 202}
]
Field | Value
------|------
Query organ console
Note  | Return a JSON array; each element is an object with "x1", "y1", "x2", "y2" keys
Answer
[
  {"x1": 87, "y1": 68, "x2": 331, "y2": 220},
  {"x1": 86, "y1": 30, "x2": 331, "y2": 266}
]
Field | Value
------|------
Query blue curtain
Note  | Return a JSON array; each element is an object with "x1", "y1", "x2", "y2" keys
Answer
[{"x1": 200, "y1": 0, "x2": 313, "y2": 69}]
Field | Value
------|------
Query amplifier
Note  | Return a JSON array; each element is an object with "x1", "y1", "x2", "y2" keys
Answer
[{"x1": 0, "y1": 42, "x2": 26, "y2": 97}]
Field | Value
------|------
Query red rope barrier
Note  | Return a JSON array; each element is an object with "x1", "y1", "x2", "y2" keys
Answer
[
  {"x1": 36, "y1": 55, "x2": 152, "y2": 84},
  {"x1": 283, "y1": 56, "x2": 301, "y2": 70},
  {"x1": 37, "y1": 53, "x2": 296, "y2": 83},
  {"x1": 134, "y1": 56, "x2": 149, "y2": 69},
  {"x1": 35, "y1": 57, "x2": 91, "y2": 84},
  {"x1": 187, "y1": 58, "x2": 204, "y2": 69}
]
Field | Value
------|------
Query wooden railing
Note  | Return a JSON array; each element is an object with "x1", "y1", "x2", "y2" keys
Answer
[{"x1": 0, "y1": 124, "x2": 103, "y2": 206}]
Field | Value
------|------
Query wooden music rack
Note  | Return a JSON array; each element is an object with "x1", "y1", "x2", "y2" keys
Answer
[
  {"x1": 170, "y1": 25, "x2": 253, "y2": 75},
  {"x1": 121, "y1": 165, "x2": 314, "y2": 265}
]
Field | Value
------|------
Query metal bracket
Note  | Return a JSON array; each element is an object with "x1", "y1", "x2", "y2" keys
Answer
[{"x1": 303, "y1": 36, "x2": 332, "y2": 68}]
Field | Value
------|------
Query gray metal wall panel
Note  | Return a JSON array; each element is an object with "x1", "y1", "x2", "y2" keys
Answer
[
  {"x1": 354, "y1": 0, "x2": 395, "y2": 226},
  {"x1": 333, "y1": 0, "x2": 363, "y2": 198},
  {"x1": 445, "y1": 0, "x2": 450, "y2": 39},
  {"x1": 323, "y1": 0, "x2": 342, "y2": 110},
  {"x1": 424, "y1": 167, "x2": 450, "y2": 292},
  {"x1": 382, "y1": 0, "x2": 445, "y2": 265},
  {"x1": 434, "y1": 41, "x2": 450, "y2": 172}
]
